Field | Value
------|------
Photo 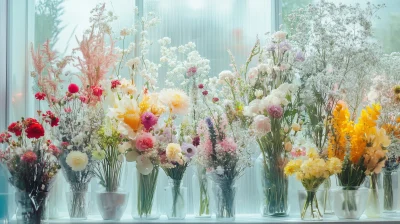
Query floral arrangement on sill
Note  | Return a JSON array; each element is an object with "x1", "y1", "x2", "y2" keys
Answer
[{"x1": 7, "y1": 0, "x2": 400, "y2": 223}]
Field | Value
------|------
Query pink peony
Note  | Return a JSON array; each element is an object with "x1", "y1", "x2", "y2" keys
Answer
[
  {"x1": 140, "y1": 112, "x2": 158, "y2": 130},
  {"x1": 135, "y1": 132, "x2": 155, "y2": 152},
  {"x1": 267, "y1": 104, "x2": 283, "y2": 119},
  {"x1": 21, "y1": 150, "x2": 37, "y2": 163},
  {"x1": 220, "y1": 137, "x2": 237, "y2": 153}
]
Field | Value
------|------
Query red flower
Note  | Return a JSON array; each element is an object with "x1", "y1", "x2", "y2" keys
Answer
[
  {"x1": 21, "y1": 150, "x2": 37, "y2": 163},
  {"x1": 35, "y1": 92, "x2": 46, "y2": 100},
  {"x1": 25, "y1": 122, "x2": 45, "y2": 139},
  {"x1": 42, "y1": 111, "x2": 59, "y2": 127},
  {"x1": 24, "y1": 118, "x2": 38, "y2": 126},
  {"x1": 92, "y1": 86, "x2": 103, "y2": 97},
  {"x1": 0, "y1": 132, "x2": 11, "y2": 143},
  {"x1": 68, "y1": 83, "x2": 80, "y2": 94},
  {"x1": 48, "y1": 144, "x2": 61, "y2": 157},
  {"x1": 212, "y1": 97, "x2": 219, "y2": 103},
  {"x1": 8, "y1": 122, "x2": 22, "y2": 136},
  {"x1": 198, "y1": 84, "x2": 204, "y2": 89},
  {"x1": 111, "y1": 80, "x2": 121, "y2": 89},
  {"x1": 61, "y1": 142, "x2": 69, "y2": 148},
  {"x1": 202, "y1": 90, "x2": 208, "y2": 96}
]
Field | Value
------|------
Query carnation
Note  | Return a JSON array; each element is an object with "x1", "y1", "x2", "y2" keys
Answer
[
  {"x1": 66, "y1": 151, "x2": 89, "y2": 171},
  {"x1": 8, "y1": 122, "x2": 22, "y2": 136},
  {"x1": 267, "y1": 104, "x2": 284, "y2": 119},
  {"x1": 166, "y1": 143, "x2": 182, "y2": 161},
  {"x1": 25, "y1": 122, "x2": 45, "y2": 139},
  {"x1": 35, "y1": 92, "x2": 46, "y2": 100},
  {"x1": 159, "y1": 89, "x2": 190, "y2": 115},
  {"x1": 21, "y1": 150, "x2": 37, "y2": 163},
  {"x1": 140, "y1": 112, "x2": 158, "y2": 130},
  {"x1": 135, "y1": 132, "x2": 155, "y2": 151}
]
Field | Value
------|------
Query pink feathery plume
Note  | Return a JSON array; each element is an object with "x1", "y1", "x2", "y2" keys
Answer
[{"x1": 74, "y1": 3, "x2": 117, "y2": 106}]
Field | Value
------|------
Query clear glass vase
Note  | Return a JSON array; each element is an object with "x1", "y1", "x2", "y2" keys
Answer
[
  {"x1": 192, "y1": 165, "x2": 211, "y2": 218},
  {"x1": 298, "y1": 190, "x2": 324, "y2": 221},
  {"x1": 365, "y1": 173, "x2": 384, "y2": 218},
  {"x1": 66, "y1": 183, "x2": 90, "y2": 220},
  {"x1": 96, "y1": 191, "x2": 129, "y2": 221},
  {"x1": 319, "y1": 178, "x2": 333, "y2": 214},
  {"x1": 211, "y1": 174, "x2": 236, "y2": 221},
  {"x1": 165, "y1": 179, "x2": 187, "y2": 220},
  {"x1": 331, "y1": 187, "x2": 369, "y2": 220},
  {"x1": 15, "y1": 190, "x2": 48, "y2": 224},
  {"x1": 383, "y1": 169, "x2": 398, "y2": 212},
  {"x1": 132, "y1": 166, "x2": 160, "y2": 220},
  {"x1": 256, "y1": 154, "x2": 289, "y2": 217}
]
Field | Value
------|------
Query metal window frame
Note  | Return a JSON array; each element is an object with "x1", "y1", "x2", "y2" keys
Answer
[
  {"x1": 272, "y1": 0, "x2": 282, "y2": 31},
  {"x1": 0, "y1": 0, "x2": 8, "y2": 130}
]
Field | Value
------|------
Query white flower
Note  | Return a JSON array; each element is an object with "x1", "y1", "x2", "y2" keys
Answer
[
  {"x1": 136, "y1": 155, "x2": 154, "y2": 175},
  {"x1": 257, "y1": 63, "x2": 269, "y2": 73},
  {"x1": 120, "y1": 28, "x2": 131, "y2": 36},
  {"x1": 248, "y1": 68, "x2": 259, "y2": 86},
  {"x1": 218, "y1": 70, "x2": 234, "y2": 84},
  {"x1": 184, "y1": 136, "x2": 193, "y2": 144},
  {"x1": 243, "y1": 99, "x2": 262, "y2": 116},
  {"x1": 118, "y1": 142, "x2": 132, "y2": 154},
  {"x1": 252, "y1": 115, "x2": 271, "y2": 136},
  {"x1": 216, "y1": 166, "x2": 224, "y2": 175},
  {"x1": 273, "y1": 31, "x2": 287, "y2": 41},
  {"x1": 126, "y1": 57, "x2": 140, "y2": 69},
  {"x1": 159, "y1": 89, "x2": 190, "y2": 115},
  {"x1": 254, "y1": 90, "x2": 263, "y2": 98},
  {"x1": 119, "y1": 78, "x2": 137, "y2": 95},
  {"x1": 66, "y1": 151, "x2": 89, "y2": 171}
]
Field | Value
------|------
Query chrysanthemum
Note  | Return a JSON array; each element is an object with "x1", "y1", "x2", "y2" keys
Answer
[
  {"x1": 159, "y1": 89, "x2": 190, "y2": 115},
  {"x1": 66, "y1": 151, "x2": 89, "y2": 171}
]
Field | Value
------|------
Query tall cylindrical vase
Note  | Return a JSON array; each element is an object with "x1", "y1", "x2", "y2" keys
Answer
[
  {"x1": 256, "y1": 154, "x2": 289, "y2": 217},
  {"x1": 192, "y1": 165, "x2": 211, "y2": 218},
  {"x1": 320, "y1": 178, "x2": 333, "y2": 214},
  {"x1": 66, "y1": 183, "x2": 89, "y2": 219},
  {"x1": 132, "y1": 166, "x2": 160, "y2": 220},
  {"x1": 15, "y1": 190, "x2": 48, "y2": 224},
  {"x1": 165, "y1": 178, "x2": 187, "y2": 220},
  {"x1": 365, "y1": 173, "x2": 383, "y2": 218},
  {"x1": 383, "y1": 169, "x2": 398, "y2": 212},
  {"x1": 211, "y1": 174, "x2": 236, "y2": 221}
]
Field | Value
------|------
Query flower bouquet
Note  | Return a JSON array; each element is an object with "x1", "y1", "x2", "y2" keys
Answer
[
  {"x1": 160, "y1": 38, "x2": 212, "y2": 218},
  {"x1": 0, "y1": 116, "x2": 61, "y2": 224},
  {"x1": 30, "y1": 4, "x2": 117, "y2": 219},
  {"x1": 284, "y1": 148, "x2": 341, "y2": 220},
  {"x1": 328, "y1": 102, "x2": 390, "y2": 219},
  {"x1": 92, "y1": 119, "x2": 129, "y2": 220}
]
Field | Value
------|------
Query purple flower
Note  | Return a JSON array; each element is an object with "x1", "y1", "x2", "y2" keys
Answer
[
  {"x1": 267, "y1": 43, "x2": 276, "y2": 52},
  {"x1": 141, "y1": 112, "x2": 158, "y2": 130},
  {"x1": 295, "y1": 51, "x2": 305, "y2": 62},
  {"x1": 279, "y1": 41, "x2": 291, "y2": 52},
  {"x1": 267, "y1": 104, "x2": 283, "y2": 119},
  {"x1": 181, "y1": 143, "x2": 197, "y2": 158},
  {"x1": 205, "y1": 117, "x2": 213, "y2": 128}
]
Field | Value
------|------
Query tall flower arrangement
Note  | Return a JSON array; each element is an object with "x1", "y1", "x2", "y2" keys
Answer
[
  {"x1": 31, "y1": 3, "x2": 117, "y2": 219},
  {"x1": 0, "y1": 116, "x2": 61, "y2": 224}
]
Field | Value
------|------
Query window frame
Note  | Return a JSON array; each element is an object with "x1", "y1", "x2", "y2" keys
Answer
[{"x1": 0, "y1": 0, "x2": 8, "y2": 130}]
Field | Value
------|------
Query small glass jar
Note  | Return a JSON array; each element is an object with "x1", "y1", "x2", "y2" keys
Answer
[
  {"x1": 164, "y1": 178, "x2": 187, "y2": 220},
  {"x1": 331, "y1": 187, "x2": 369, "y2": 220},
  {"x1": 298, "y1": 189, "x2": 324, "y2": 221},
  {"x1": 15, "y1": 190, "x2": 49, "y2": 224}
]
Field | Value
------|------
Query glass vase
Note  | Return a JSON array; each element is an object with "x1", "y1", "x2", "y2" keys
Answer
[
  {"x1": 319, "y1": 178, "x2": 333, "y2": 214},
  {"x1": 256, "y1": 154, "x2": 289, "y2": 217},
  {"x1": 331, "y1": 187, "x2": 369, "y2": 220},
  {"x1": 15, "y1": 190, "x2": 48, "y2": 224},
  {"x1": 383, "y1": 169, "x2": 398, "y2": 212},
  {"x1": 66, "y1": 183, "x2": 90, "y2": 220},
  {"x1": 132, "y1": 166, "x2": 160, "y2": 220},
  {"x1": 365, "y1": 173, "x2": 384, "y2": 218},
  {"x1": 298, "y1": 190, "x2": 324, "y2": 221},
  {"x1": 192, "y1": 165, "x2": 211, "y2": 218},
  {"x1": 165, "y1": 178, "x2": 187, "y2": 220},
  {"x1": 96, "y1": 191, "x2": 129, "y2": 220},
  {"x1": 211, "y1": 174, "x2": 236, "y2": 221}
]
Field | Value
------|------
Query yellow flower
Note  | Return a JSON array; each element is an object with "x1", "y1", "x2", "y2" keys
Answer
[
  {"x1": 284, "y1": 160, "x2": 301, "y2": 176},
  {"x1": 326, "y1": 157, "x2": 342, "y2": 175},
  {"x1": 66, "y1": 151, "x2": 89, "y2": 171},
  {"x1": 159, "y1": 89, "x2": 190, "y2": 115},
  {"x1": 109, "y1": 95, "x2": 142, "y2": 132},
  {"x1": 307, "y1": 148, "x2": 319, "y2": 159},
  {"x1": 291, "y1": 123, "x2": 301, "y2": 132},
  {"x1": 92, "y1": 150, "x2": 106, "y2": 160},
  {"x1": 166, "y1": 143, "x2": 182, "y2": 161},
  {"x1": 374, "y1": 128, "x2": 391, "y2": 148}
]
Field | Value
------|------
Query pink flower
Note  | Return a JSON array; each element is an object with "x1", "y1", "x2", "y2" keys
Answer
[
  {"x1": 252, "y1": 115, "x2": 271, "y2": 135},
  {"x1": 79, "y1": 95, "x2": 88, "y2": 103},
  {"x1": 35, "y1": 92, "x2": 46, "y2": 100},
  {"x1": 0, "y1": 132, "x2": 11, "y2": 143},
  {"x1": 220, "y1": 137, "x2": 237, "y2": 153},
  {"x1": 68, "y1": 83, "x2": 79, "y2": 93},
  {"x1": 141, "y1": 112, "x2": 158, "y2": 130},
  {"x1": 291, "y1": 147, "x2": 306, "y2": 158},
  {"x1": 61, "y1": 142, "x2": 69, "y2": 148},
  {"x1": 135, "y1": 132, "x2": 155, "y2": 152},
  {"x1": 202, "y1": 90, "x2": 208, "y2": 96},
  {"x1": 49, "y1": 144, "x2": 61, "y2": 157},
  {"x1": 198, "y1": 84, "x2": 204, "y2": 89},
  {"x1": 21, "y1": 150, "x2": 37, "y2": 163},
  {"x1": 64, "y1": 107, "x2": 72, "y2": 113},
  {"x1": 212, "y1": 97, "x2": 219, "y2": 103},
  {"x1": 186, "y1": 66, "x2": 197, "y2": 77},
  {"x1": 92, "y1": 86, "x2": 103, "y2": 97},
  {"x1": 111, "y1": 80, "x2": 121, "y2": 89},
  {"x1": 267, "y1": 104, "x2": 283, "y2": 119}
]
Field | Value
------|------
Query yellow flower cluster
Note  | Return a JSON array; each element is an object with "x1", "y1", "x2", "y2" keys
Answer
[
  {"x1": 328, "y1": 103, "x2": 391, "y2": 175},
  {"x1": 284, "y1": 148, "x2": 342, "y2": 190}
]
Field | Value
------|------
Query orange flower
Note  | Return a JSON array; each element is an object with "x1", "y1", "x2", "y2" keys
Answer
[{"x1": 327, "y1": 103, "x2": 352, "y2": 161}]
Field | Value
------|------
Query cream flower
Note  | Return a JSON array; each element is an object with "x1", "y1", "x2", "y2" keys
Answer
[
  {"x1": 307, "y1": 148, "x2": 319, "y2": 159},
  {"x1": 92, "y1": 150, "x2": 106, "y2": 160},
  {"x1": 119, "y1": 78, "x2": 137, "y2": 95},
  {"x1": 66, "y1": 151, "x2": 89, "y2": 171},
  {"x1": 254, "y1": 89, "x2": 263, "y2": 98},
  {"x1": 166, "y1": 143, "x2": 182, "y2": 161},
  {"x1": 108, "y1": 95, "x2": 141, "y2": 135},
  {"x1": 292, "y1": 123, "x2": 301, "y2": 132},
  {"x1": 118, "y1": 142, "x2": 132, "y2": 154},
  {"x1": 273, "y1": 31, "x2": 287, "y2": 41},
  {"x1": 159, "y1": 89, "x2": 190, "y2": 115},
  {"x1": 136, "y1": 155, "x2": 154, "y2": 175}
]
